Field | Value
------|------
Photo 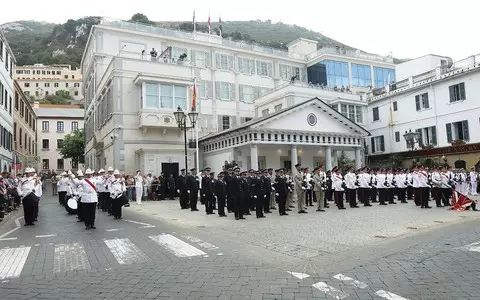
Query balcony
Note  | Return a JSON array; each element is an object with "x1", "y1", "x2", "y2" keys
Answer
[
  {"x1": 130, "y1": 56, "x2": 193, "y2": 84},
  {"x1": 139, "y1": 110, "x2": 177, "y2": 129}
]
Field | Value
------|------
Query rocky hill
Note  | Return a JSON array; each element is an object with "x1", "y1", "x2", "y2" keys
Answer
[{"x1": 1, "y1": 13, "x2": 402, "y2": 68}]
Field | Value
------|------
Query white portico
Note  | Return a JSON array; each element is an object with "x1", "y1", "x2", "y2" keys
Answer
[{"x1": 199, "y1": 97, "x2": 370, "y2": 173}]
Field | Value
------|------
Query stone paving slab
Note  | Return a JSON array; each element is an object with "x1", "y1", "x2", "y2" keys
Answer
[{"x1": 130, "y1": 197, "x2": 480, "y2": 256}]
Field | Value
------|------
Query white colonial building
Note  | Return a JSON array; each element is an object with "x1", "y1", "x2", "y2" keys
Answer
[
  {"x1": 366, "y1": 54, "x2": 480, "y2": 170},
  {"x1": 81, "y1": 18, "x2": 394, "y2": 174},
  {"x1": 0, "y1": 31, "x2": 15, "y2": 172}
]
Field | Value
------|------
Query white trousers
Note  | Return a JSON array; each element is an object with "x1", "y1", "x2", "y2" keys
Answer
[
  {"x1": 470, "y1": 182, "x2": 478, "y2": 195},
  {"x1": 135, "y1": 186, "x2": 143, "y2": 204}
]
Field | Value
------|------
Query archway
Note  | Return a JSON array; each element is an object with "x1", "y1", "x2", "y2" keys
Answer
[
  {"x1": 475, "y1": 160, "x2": 480, "y2": 172},
  {"x1": 454, "y1": 160, "x2": 466, "y2": 170}
]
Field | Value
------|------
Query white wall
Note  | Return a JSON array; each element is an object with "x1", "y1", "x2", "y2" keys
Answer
[
  {"x1": 367, "y1": 70, "x2": 480, "y2": 155},
  {"x1": 0, "y1": 35, "x2": 14, "y2": 172},
  {"x1": 203, "y1": 149, "x2": 233, "y2": 173},
  {"x1": 396, "y1": 55, "x2": 450, "y2": 81}
]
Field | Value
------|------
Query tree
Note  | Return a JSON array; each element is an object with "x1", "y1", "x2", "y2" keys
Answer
[
  {"x1": 129, "y1": 13, "x2": 154, "y2": 25},
  {"x1": 337, "y1": 151, "x2": 355, "y2": 174},
  {"x1": 60, "y1": 129, "x2": 85, "y2": 166},
  {"x1": 43, "y1": 90, "x2": 73, "y2": 104}
]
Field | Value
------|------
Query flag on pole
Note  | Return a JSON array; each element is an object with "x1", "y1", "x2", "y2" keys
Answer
[
  {"x1": 193, "y1": 10, "x2": 196, "y2": 33},
  {"x1": 219, "y1": 17, "x2": 223, "y2": 37},
  {"x1": 449, "y1": 190, "x2": 476, "y2": 211},
  {"x1": 192, "y1": 79, "x2": 197, "y2": 111},
  {"x1": 208, "y1": 13, "x2": 211, "y2": 35}
]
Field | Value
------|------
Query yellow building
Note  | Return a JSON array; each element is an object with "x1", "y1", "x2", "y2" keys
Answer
[
  {"x1": 13, "y1": 80, "x2": 37, "y2": 172},
  {"x1": 14, "y1": 64, "x2": 83, "y2": 102}
]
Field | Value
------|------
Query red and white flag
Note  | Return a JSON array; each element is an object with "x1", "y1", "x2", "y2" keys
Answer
[{"x1": 449, "y1": 190, "x2": 475, "y2": 211}]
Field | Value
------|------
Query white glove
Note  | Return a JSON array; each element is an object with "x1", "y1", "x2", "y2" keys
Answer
[
  {"x1": 275, "y1": 193, "x2": 279, "y2": 196},
  {"x1": 202, "y1": 194, "x2": 206, "y2": 196},
  {"x1": 301, "y1": 187, "x2": 306, "y2": 190},
  {"x1": 177, "y1": 189, "x2": 180, "y2": 193},
  {"x1": 187, "y1": 190, "x2": 191, "y2": 194},
  {"x1": 263, "y1": 195, "x2": 266, "y2": 198},
  {"x1": 254, "y1": 195, "x2": 257, "y2": 198}
]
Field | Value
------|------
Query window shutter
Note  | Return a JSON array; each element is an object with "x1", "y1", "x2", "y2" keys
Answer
[
  {"x1": 217, "y1": 115, "x2": 223, "y2": 131},
  {"x1": 215, "y1": 82, "x2": 220, "y2": 99},
  {"x1": 380, "y1": 136, "x2": 385, "y2": 152},
  {"x1": 415, "y1": 129, "x2": 423, "y2": 147},
  {"x1": 253, "y1": 86, "x2": 261, "y2": 100},
  {"x1": 255, "y1": 61, "x2": 260, "y2": 75},
  {"x1": 230, "y1": 83, "x2": 236, "y2": 100},
  {"x1": 446, "y1": 123, "x2": 452, "y2": 142},
  {"x1": 239, "y1": 85, "x2": 244, "y2": 102},
  {"x1": 205, "y1": 51, "x2": 211, "y2": 67},
  {"x1": 230, "y1": 116, "x2": 237, "y2": 128},
  {"x1": 206, "y1": 81, "x2": 213, "y2": 98},
  {"x1": 267, "y1": 63, "x2": 273, "y2": 77},
  {"x1": 371, "y1": 137, "x2": 375, "y2": 153},
  {"x1": 228, "y1": 56, "x2": 234, "y2": 71},
  {"x1": 215, "y1": 53, "x2": 220, "y2": 69},
  {"x1": 415, "y1": 95, "x2": 420, "y2": 111},
  {"x1": 250, "y1": 60, "x2": 255, "y2": 74},
  {"x1": 448, "y1": 85, "x2": 454, "y2": 102},
  {"x1": 424, "y1": 94, "x2": 429, "y2": 108},
  {"x1": 460, "y1": 83, "x2": 466, "y2": 100},
  {"x1": 190, "y1": 51, "x2": 196, "y2": 66},
  {"x1": 238, "y1": 58, "x2": 243, "y2": 73},
  {"x1": 431, "y1": 126, "x2": 437, "y2": 145},
  {"x1": 462, "y1": 120, "x2": 469, "y2": 141}
]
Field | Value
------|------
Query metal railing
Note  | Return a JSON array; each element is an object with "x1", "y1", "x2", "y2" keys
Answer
[
  {"x1": 307, "y1": 47, "x2": 394, "y2": 63},
  {"x1": 100, "y1": 17, "x2": 305, "y2": 60}
]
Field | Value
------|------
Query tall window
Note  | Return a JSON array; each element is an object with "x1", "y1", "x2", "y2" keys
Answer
[
  {"x1": 351, "y1": 64, "x2": 372, "y2": 87},
  {"x1": 238, "y1": 57, "x2": 255, "y2": 74},
  {"x1": 42, "y1": 139, "x2": 49, "y2": 149},
  {"x1": 57, "y1": 139, "x2": 63, "y2": 149},
  {"x1": 415, "y1": 93, "x2": 429, "y2": 111},
  {"x1": 215, "y1": 82, "x2": 235, "y2": 101},
  {"x1": 370, "y1": 136, "x2": 385, "y2": 153},
  {"x1": 42, "y1": 121, "x2": 49, "y2": 131},
  {"x1": 373, "y1": 67, "x2": 396, "y2": 88},
  {"x1": 449, "y1": 82, "x2": 466, "y2": 102},
  {"x1": 416, "y1": 126, "x2": 437, "y2": 147},
  {"x1": 215, "y1": 53, "x2": 234, "y2": 70},
  {"x1": 320, "y1": 60, "x2": 349, "y2": 87},
  {"x1": 57, "y1": 159, "x2": 64, "y2": 170},
  {"x1": 256, "y1": 60, "x2": 273, "y2": 76},
  {"x1": 144, "y1": 83, "x2": 187, "y2": 110},
  {"x1": 57, "y1": 121, "x2": 64, "y2": 132},
  {"x1": 42, "y1": 159, "x2": 49, "y2": 170},
  {"x1": 222, "y1": 116, "x2": 230, "y2": 130},
  {"x1": 372, "y1": 107, "x2": 379, "y2": 121},
  {"x1": 71, "y1": 121, "x2": 78, "y2": 131},
  {"x1": 446, "y1": 120, "x2": 469, "y2": 142}
]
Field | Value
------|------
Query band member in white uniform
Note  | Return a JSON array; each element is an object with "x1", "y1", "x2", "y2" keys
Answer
[
  {"x1": 78, "y1": 169, "x2": 98, "y2": 229},
  {"x1": 57, "y1": 172, "x2": 69, "y2": 206},
  {"x1": 110, "y1": 169, "x2": 126, "y2": 219},
  {"x1": 134, "y1": 170, "x2": 144, "y2": 205},
  {"x1": 17, "y1": 168, "x2": 41, "y2": 226},
  {"x1": 33, "y1": 172, "x2": 42, "y2": 221}
]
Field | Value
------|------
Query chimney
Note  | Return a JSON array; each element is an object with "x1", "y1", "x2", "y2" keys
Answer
[{"x1": 33, "y1": 101, "x2": 40, "y2": 109}]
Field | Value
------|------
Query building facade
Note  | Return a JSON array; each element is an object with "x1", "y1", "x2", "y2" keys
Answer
[
  {"x1": 33, "y1": 102, "x2": 84, "y2": 173},
  {"x1": 366, "y1": 54, "x2": 480, "y2": 169},
  {"x1": 0, "y1": 31, "x2": 15, "y2": 172},
  {"x1": 13, "y1": 81, "x2": 37, "y2": 171},
  {"x1": 81, "y1": 18, "x2": 394, "y2": 174},
  {"x1": 14, "y1": 64, "x2": 83, "y2": 102}
]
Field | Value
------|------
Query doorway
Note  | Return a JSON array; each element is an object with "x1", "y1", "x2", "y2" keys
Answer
[
  {"x1": 283, "y1": 161, "x2": 292, "y2": 172},
  {"x1": 162, "y1": 163, "x2": 179, "y2": 197}
]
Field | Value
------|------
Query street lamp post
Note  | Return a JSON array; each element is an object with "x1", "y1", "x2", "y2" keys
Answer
[
  {"x1": 173, "y1": 106, "x2": 199, "y2": 172},
  {"x1": 403, "y1": 129, "x2": 420, "y2": 151}
]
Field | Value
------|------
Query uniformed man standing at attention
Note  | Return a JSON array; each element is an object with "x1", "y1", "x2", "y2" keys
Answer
[
  {"x1": 186, "y1": 168, "x2": 199, "y2": 211},
  {"x1": 251, "y1": 170, "x2": 266, "y2": 218},
  {"x1": 229, "y1": 167, "x2": 244, "y2": 220},
  {"x1": 214, "y1": 172, "x2": 227, "y2": 217},
  {"x1": 274, "y1": 169, "x2": 289, "y2": 216},
  {"x1": 202, "y1": 170, "x2": 215, "y2": 214},
  {"x1": 176, "y1": 169, "x2": 188, "y2": 209},
  {"x1": 312, "y1": 167, "x2": 326, "y2": 212},
  {"x1": 294, "y1": 164, "x2": 307, "y2": 214}
]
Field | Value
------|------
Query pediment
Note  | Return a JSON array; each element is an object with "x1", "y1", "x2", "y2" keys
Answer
[{"x1": 252, "y1": 98, "x2": 369, "y2": 136}]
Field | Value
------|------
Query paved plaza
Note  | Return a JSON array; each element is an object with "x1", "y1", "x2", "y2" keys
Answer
[{"x1": 1, "y1": 191, "x2": 480, "y2": 299}]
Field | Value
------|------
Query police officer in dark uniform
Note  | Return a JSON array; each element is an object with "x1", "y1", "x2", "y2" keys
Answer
[
  {"x1": 229, "y1": 167, "x2": 244, "y2": 220},
  {"x1": 186, "y1": 168, "x2": 199, "y2": 211},
  {"x1": 225, "y1": 168, "x2": 234, "y2": 213},
  {"x1": 202, "y1": 170, "x2": 215, "y2": 214},
  {"x1": 262, "y1": 170, "x2": 272, "y2": 214},
  {"x1": 251, "y1": 170, "x2": 266, "y2": 218},
  {"x1": 247, "y1": 169, "x2": 255, "y2": 212},
  {"x1": 240, "y1": 171, "x2": 251, "y2": 215},
  {"x1": 176, "y1": 169, "x2": 188, "y2": 209},
  {"x1": 214, "y1": 172, "x2": 227, "y2": 217},
  {"x1": 274, "y1": 169, "x2": 289, "y2": 216}
]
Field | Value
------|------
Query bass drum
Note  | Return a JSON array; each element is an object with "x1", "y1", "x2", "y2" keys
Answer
[{"x1": 65, "y1": 198, "x2": 78, "y2": 214}]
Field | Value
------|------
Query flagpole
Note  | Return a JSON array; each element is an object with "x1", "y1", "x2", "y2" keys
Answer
[
  {"x1": 193, "y1": 77, "x2": 200, "y2": 171},
  {"x1": 193, "y1": 9, "x2": 196, "y2": 34},
  {"x1": 208, "y1": 10, "x2": 211, "y2": 43}
]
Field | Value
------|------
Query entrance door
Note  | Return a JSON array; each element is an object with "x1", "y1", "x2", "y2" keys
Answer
[
  {"x1": 283, "y1": 161, "x2": 292, "y2": 172},
  {"x1": 162, "y1": 163, "x2": 179, "y2": 179}
]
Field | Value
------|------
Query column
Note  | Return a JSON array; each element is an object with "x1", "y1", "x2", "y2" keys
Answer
[
  {"x1": 355, "y1": 148, "x2": 362, "y2": 169},
  {"x1": 250, "y1": 144, "x2": 258, "y2": 170},
  {"x1": 332, "y1": 150, "x2": 338, "y2": 168},
  {"x1": 291, "y1": 145, "x2": 298, "y2": 168},
  {"x1": 325, "y1": 146, "x2": 332, "y2": 171}
]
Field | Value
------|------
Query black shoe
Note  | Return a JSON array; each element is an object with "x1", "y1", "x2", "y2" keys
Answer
[
  {"x1": 286, "y1": 209, "x2": 292, "y2": 211},
  {"x1": 219, "y1": 215, "x2": 227, "y2": 217},
  {"x1": 270, "y1": 207, "x2": 277, "y2": 210},
  {"x1": 339, "y1": 207, "x2": 346, "y2": 210},
  {"x1": 425, "y1": 206, "x2": 432, "y2": 209},
  {"x1": 281, "y1": 213, "x2": 289, "y2": 216},
  {"x1": 85, "y1": 227, "x2": 90, "y2": 230},
  {"x1": 91, "y1": 226, "x2": 96, "y2": 229},
  {"x1": 316, "y1": 209, "x2": 325, "y2": 212},
  {"x1": 239, "y1": 217, "x2": 246, "y2": 220},
  {"x1": 364, "y1": 204, "x2": 372, "y2": 207}
]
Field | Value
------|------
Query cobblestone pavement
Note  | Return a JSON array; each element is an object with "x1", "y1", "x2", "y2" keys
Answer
[{"x1": 1, "y1": 190, "x2": 480, "y2": 300}]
